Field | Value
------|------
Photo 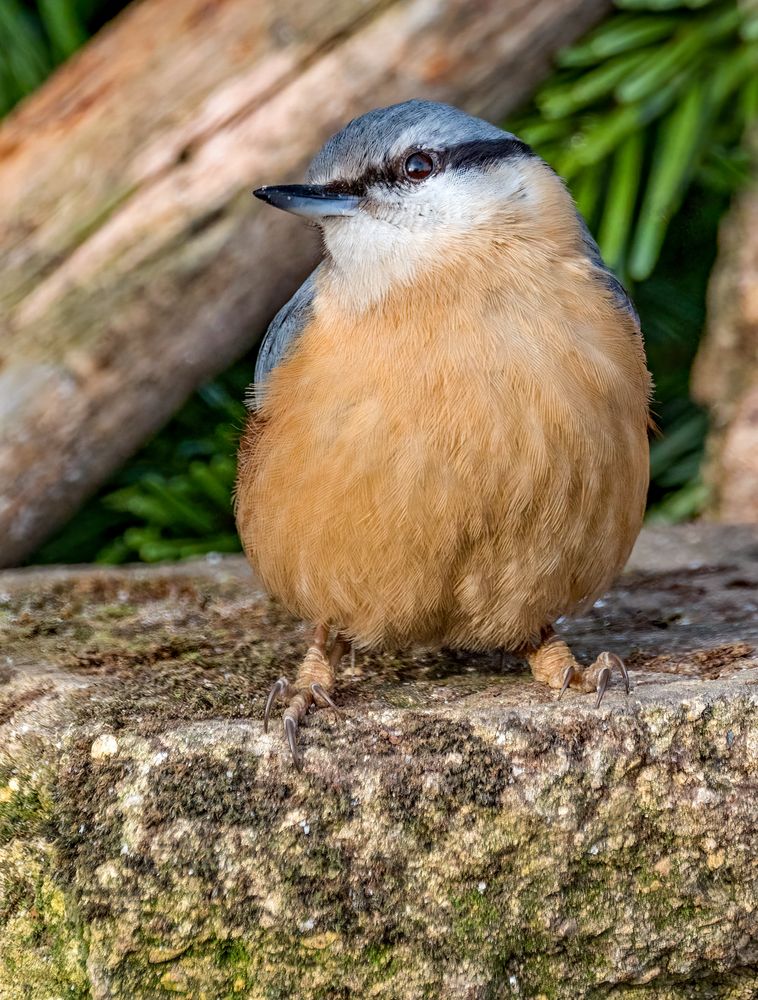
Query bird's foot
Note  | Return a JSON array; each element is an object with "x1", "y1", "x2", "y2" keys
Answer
[
  {"x1": 263, "y1": 627, "x2": 349, "y2": 770},
  {"x1": 526, "y1": 633, "x2": 629, "y2": 708}
]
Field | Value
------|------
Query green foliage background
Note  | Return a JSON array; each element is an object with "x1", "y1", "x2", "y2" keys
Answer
[
  {"x1": 0, "y1": 0, "x2": 125, "y2": 115},
  {"x1": 3, "y1": 0, "x2": 756, "y2": 564}
]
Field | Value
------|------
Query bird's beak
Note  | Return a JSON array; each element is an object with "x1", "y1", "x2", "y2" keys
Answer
[{"x1": 253, "y1": 184, "x2": 361, "y2": 219}]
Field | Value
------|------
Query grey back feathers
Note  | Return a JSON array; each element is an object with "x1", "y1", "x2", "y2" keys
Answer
[
  {"x1": 576, "y1": 215, "x2": 640, "y2": 328},
  {"x1": 250, "y1": 266, "x2": 319, "y2": 408}
]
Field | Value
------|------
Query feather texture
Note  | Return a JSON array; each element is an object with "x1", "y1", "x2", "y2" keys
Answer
[{"x1": 236, "y1": 164, "x2": 651, "y2": 651}]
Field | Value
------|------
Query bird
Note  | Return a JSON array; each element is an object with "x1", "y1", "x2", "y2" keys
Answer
[{"x1": 235, "y1": 100, "x2": 651, "y2": 770}]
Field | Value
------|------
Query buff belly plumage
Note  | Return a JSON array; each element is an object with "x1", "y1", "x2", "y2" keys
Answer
[{"x1": 236, "y1": 282, "x2": 650, "y2": 653}]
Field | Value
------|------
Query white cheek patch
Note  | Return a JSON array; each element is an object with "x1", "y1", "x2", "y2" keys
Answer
[
  {"x1": 322, "y1": 214, "x2": 429, "y2": 313},
  {"x1": 399, "y1": 163, "x2": 535, "y2": 230},
  {"x1": 321, "y1": 159, "x2": 538, "y2": 312}
]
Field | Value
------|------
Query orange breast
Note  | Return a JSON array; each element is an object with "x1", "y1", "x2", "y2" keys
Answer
[{"x1": 236, "y1": 253, "x2": 650, "y2": 650}]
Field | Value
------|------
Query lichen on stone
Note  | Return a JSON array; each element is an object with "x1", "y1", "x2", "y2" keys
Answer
[{"x1": 0, "y1": 529, "x2": 757, "y2": 998}]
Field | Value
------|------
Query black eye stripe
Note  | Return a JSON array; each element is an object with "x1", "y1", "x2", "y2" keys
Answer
[
  {"x1": 445, "y1": 136, "x2": 535, "y2": 170},
  {"x1": 323, "y1": 136, "x2": 535, "y2": 197}
]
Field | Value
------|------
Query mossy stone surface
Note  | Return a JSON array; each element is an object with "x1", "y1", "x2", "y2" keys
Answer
[{"x1": 1, "y1": 525, "x2": 757, "y2": 999}]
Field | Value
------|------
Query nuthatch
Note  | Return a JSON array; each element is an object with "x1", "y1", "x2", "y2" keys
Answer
[{"x1": 236, "y1": 100, "x2": 651, "y2": 769}]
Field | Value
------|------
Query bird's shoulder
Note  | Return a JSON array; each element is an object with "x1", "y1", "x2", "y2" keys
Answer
[
  {"x1": 248, "y1": 265, "x2": 321, "y2": 409},
  {"x1": 576, "y1": 214, "x2": 640, "y2": 331}
]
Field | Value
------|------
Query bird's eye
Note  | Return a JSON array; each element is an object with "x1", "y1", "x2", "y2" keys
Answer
[{"x1": 403, "y1": 151, "x2": 435, "y2": 181}]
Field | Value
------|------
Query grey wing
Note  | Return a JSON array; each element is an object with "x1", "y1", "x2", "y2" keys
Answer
[
  {"x1": 576, "y1": 214, "x2": 640, "y2": 330},
  {"x1": 248, "y1": 265, "x2": 320, "y2": 409}
]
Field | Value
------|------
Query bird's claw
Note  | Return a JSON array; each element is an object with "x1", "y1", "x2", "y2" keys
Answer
[
  {"x1": 263, "y1": 676, "x2": 290, "y2": 734},
  {"x1": 263, "y1": 676, "x2": 307, "y2": 770},
  {"x1": 555, "y1": 651, "x2": 630, "y2": 707},
  {"x1": 594, "y1": 665, "x2": 611, "y2": 708},
  {"x1": 311, "y1": 682, "x2": 342, "y2": 715},
  {"x1": 558, "y1": 664, "x2": 574, "y2": 700},
  {"x1": 593, "y1": 651, "x2": 630, "y2": 706},
  {"x1": 262, "y1": 662, "x2": 343, "y2": 771},
  {"x1": 284, "y1": 713, "x2": 302, "y2": 771}
]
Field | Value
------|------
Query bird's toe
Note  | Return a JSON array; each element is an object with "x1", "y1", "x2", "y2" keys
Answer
[
  {"x1": 526, "y1": 633, "x2": 630, "y2": 706},
  {"x1": 584, "y1": 651, "x2": 630, "y2": 706},
  {"x1": 261, "y1": 641, "x2": 345, "y2": 770}
]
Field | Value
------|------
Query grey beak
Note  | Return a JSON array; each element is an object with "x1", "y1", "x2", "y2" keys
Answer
[{"x1": 253, "y1": 184, "x2": 361, "y2": 219}]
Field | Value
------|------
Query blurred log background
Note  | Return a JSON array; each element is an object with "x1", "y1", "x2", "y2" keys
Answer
[
  {"x1": 0, "y1": 0, "x2": 611, "y2": 567},
  {"x1": 693, "y1": 132, "x2": 758, "y2": 521},
  {"x1": 1, "y1": 1, "x2": 756, "y2": 568}
]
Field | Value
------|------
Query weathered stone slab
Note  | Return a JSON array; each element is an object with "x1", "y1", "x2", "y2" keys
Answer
[{"x1": 0, "y1": 524, "x2": 756, "y2": 998}]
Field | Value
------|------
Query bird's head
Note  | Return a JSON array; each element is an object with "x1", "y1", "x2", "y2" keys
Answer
[{"x1": 254, "y1": 100, "x2": 575, "y2": 309}]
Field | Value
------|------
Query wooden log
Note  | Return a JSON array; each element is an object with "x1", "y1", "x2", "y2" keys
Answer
[
  {"x1": 0, "y1": 0, "x2": 610, "y2": 566},
  {"x1": 692, "y1": 171, "x2": 758, "y2": 522}
]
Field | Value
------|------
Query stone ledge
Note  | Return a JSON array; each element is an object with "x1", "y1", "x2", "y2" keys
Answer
[{"x1": 0, "y1": 525, "x2": 756, "y2": 999}]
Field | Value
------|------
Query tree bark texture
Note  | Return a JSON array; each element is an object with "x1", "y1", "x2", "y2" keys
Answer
[
  {"x1": 0, "y1": 0, "x2": 611, "y2": 567},
  {"x1": 692, "y1": 159, "x2": 758, "y2": 522}
]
